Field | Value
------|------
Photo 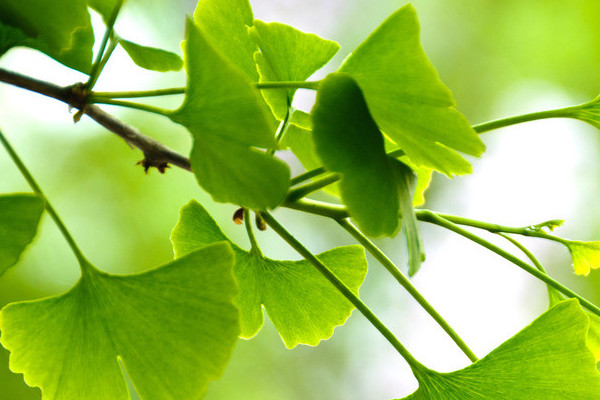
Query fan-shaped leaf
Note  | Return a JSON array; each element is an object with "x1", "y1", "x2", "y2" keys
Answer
[
  {"x1": 0, "y1": 0, "x2": 94, "y2": 72},
  {"x1": 249, "y1": 20, "x2": 340, "y2": 120},
  {"x1": 399, "y1": 300, "x2": 600, "y2": 399},
  {"x1": 0, "y1": 242, "x2": 239, "y2": 400},
  {"x1": 0, "y1": 194, "x2": 44, "y2": 276},
  {"x1": 169, "y1": 19, "x2": 289, "y2": 209},
  {"x1": 312, "y1": 73, "x2": 399, "y2": 237},
  {"x1": 339, "y1": 4, "x2": 484, "y2": 176},
  {"x1": 563, "y1": 239, "x2": 600, "y2": 276},
  {"x1": 171, "y1": 200, "x2": 368, "y2": 348},
  {"x1": 119, "y1": 39, "x2": 183, "y2": 72}
]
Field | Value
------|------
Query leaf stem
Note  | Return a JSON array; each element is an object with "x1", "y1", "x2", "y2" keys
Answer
[
  {"x1": 260, "y1": 211, "x2": 428, "y2": 375},
  {"x1": 244, "y1": 209, "x2": 263, "y2": 257},
  {"x1": 282, "y1": 199, "x2": 349, "y2": 219},
  {"x1": 497, "y1": 233, "x2": 547, "y2": 274},
  {"x1": 255, "y1": 80, "x2": 321, "y2": 90},
  {"x1": 87, "y1": 97, "x2": 172, "y2": 117},
  {"x1": 290, "y1": 167, "x2": 328, "y2": 186},
  {"x1": 337, "y1": 218, "x2": 478, "y2": 363},
  {"x1": 0, "y1": 129, "x2": 93, "y2": 275},
  {"x1": 419, "y1": 210, "x2": 600, "y2": 317},
  {"x1": 473, "y1": 106, "x2": 577, "y2": 134},
  {"x1": 85, "y1": 0, "x2": 124, "y2": 90},
  {"x1": 285, "y1": 173, "x2": 340, "y2": 202},
  {"x1": 270, "y1": 102, "x2": 291, "y2": 156},
  {"x1": 91, "y1": 87, "x2": 186, "y2": 99}
]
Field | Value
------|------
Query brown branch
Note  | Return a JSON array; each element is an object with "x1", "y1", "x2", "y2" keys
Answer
[{"x1": 0, "y1": 67, "x2": 191, "y2": 172}]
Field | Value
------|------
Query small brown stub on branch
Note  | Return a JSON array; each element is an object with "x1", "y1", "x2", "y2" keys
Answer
[
  {"x1": 136, "y1": 158, "x2": 170, "y2": 174},
  {"x1": 255, "y1": 213, "x2": 267, "y2": 231},
  {"x1": 233, "y1": 208, "x2": 245, "y2": 225}
]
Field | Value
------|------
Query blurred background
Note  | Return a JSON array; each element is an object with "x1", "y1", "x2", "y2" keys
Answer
[{"x1": 2, "y1": 0, "x2": 600, "y2": 399}]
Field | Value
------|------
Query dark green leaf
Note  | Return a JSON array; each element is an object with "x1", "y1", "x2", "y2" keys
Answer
[
  {"x1": 312, "y1": 73, "x2": 399, "y2": 237},
  {"x1": 0, "y1": 194, "x2": 44, "y2": 276},
  {"x1": 193, "y1": 0, "x2": 258, "y2": 81},
  {"x1": 339, "y1": 4, "x2": 484, "y2": 176},
  {"x1": 399, "y1": 300, "x2": 600, "y2": 399},
  {"x1": 0, "y1": 243, "x2": 239, "y2": 400},
  {"x1": 249, "y1": 20, "x2": 340, "y2": 120},
  {"x1": 169, "y1": 19, "x2": 289, "y2": 209},
  {"x1": 119, "y1": 39, "x2": 183, "y2": 72},
  {"x1": 0, "y1": 0, "x2": 94, "y2": 72},
  {"x1": 0, "y1": 23, "x2": 31, "y2": 58},
  {"x1": 171, "y1": 200, "x2": 368, "y2": 348}
]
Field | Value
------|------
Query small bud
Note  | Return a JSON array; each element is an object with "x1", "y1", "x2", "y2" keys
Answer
[
  {"x1": 255, "y1": 213, "x2": 267, "y2": 231},
  {"x1": 233, "y1": 208, "x2": 245, "y2": 225}
]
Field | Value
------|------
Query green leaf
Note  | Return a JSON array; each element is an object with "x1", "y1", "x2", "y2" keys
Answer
[
  {"x1": 312, "y1": 73, "x2": 399, "y2": 237},
  {"x1": 392, "y1": 160, "x2": 425, "y2": 276},
  {"x1": 569, "y1": 94, "x2": 600, "y2": 130},
  {"x1": 290, "y1": 109, "x2": 313, "y2": 130},
  {"x1": 280, "y1": 123, "x2": 321, "y2": 171},
  {"x1": 398, "y1": 299, "x2": 600, "y2": 399},
  {"x1": 193, "y1": 0, "x2": 258, "y2": 81},
  {"x1": 0, "y1": 194, "x2": 44, "y2": 276},
  {"x1": 119, "y1": 39, "x2": 183, "y2": 72},
  {"x1": 339, "y1": 4, "x2": 484, "y2": 176},
  {"x1": 0, "y1": 243, "x2": 240, "y2": 400},
  {"x1": 87, "y1": 0, "x2": 118, "y2": 22},
  {"x1": 563, "y1": 239, "x2": 600, "y2": 276},
  {"x1": 0, "y1": 0, "x2": 94, "y2": 72},
  {"x1": 171, "y1": 200, "x2": 368, "y2": 348},
  {"x1": 0, "y1": 22, "x2": 32, "y2": 58},
  {"x1": 169, "y1": 19, "x2": 290, "y2": 210},
  {"x1": 249, "y1": 20, "x2": 340, "y2": 120}
]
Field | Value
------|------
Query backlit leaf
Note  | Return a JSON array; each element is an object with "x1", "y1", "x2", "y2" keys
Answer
[
  {"x1": 564, "y1": 239, "x2": 600, "y2": 276},
  {"x1": 171, "y1": 200, "x2": 368, "y2": 348},
  {"x1": 169, "y1": 19, "x2": 289, "y2": 210},
  {"x1": 0, "y1": 0, "x2": 94, "y2": 72},
  {"x1": 119, "y1": 39, "x2": 183, "y2": 72},
  {"x1": 0, "y1": 242, "x2": 239, "y2": 400},
  {"x1": 0, "y1": 194, "x2": 44, "y2": 276},
  {"x1": 312, "y1": 73, "x2": 399, "y2": 237},
  {"x1": 339, "y1": 4, "x2": 484, "y2": 176},
  {"x1": 398, "y1": 299, "x2": 600, "y2": 399},
  {"x1": 194, "y1": 0, "x2": 258, "y2": 80},
  {"x1": 249, "y1": 20, "x2": 340, "y2": 120}
]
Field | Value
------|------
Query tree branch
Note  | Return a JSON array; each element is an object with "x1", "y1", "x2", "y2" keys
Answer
[{"x1": 0, "y1": 67, "x2": 191, "y2": 172}]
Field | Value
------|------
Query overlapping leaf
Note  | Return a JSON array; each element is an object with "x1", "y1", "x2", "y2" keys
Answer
[
  {"x1": 0, "y1": 0, "x2": 94, "y2": 72},
  {"x1": 169, "y1": 20, "x2": 289, "y2": 209},
  {"x1": 312, "y1": 73, "x2": 400, "y2": 237},
  {"x1": 249, "y1": 20, "x2": 340, "y2": 120},
  {"x1": 0, "y1": 194, "x2": 44, "y2": 276},
  {"x1": 119, "y1": 39, "x2": 183, "y2": 72},
  {"x1": 171, "y1": 200, "x2": 368, "y2": 348},
  {"x1": 194, "y1": 0, "x2": 258, "y2": 81},
  {"x1": 339, "y1": 4, "x2": 484, "y2": 176},
  {"x1": 0, "y1": 242, "x2": 239, "y2": 400},
  {"x1": 398, "y1": 300, "x2": 600, "y2": 399}
]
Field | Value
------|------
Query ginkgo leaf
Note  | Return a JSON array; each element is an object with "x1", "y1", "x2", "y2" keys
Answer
[
  {"x1": 0, "y1": 242, "x2": 240, "y2": 400},
  {"x1": 0, "y1": 0, "x2": 94, "y2": 72},
  {"x1": 169, "y1": 19, "x2": 289, "y2": 210},
  {"x1": 119, "y1": 39, "x2": 183, "y2": 72},
  {"x1": 0, "y1": 22, "x2": 31, "y2": 58},
  {"x1": 280, "y1": 124, "x2": 321, "y2": 172},
  {"x1": 398, "y1": 299, "x2": 600, "y2": 399},
  {"x1": 391, "y1": 160, "x2": 425, "y2": 276},
  {"x1": 0, "y1": 194, "x2": 44, "y2": 276},
  {"x1": 312, "y1": 73, "x2": 399, "y2": 237},
  {"x1": 339, "y1": 4, "x2": 484, "y2": 177},
  {"x1": 563, "y1": 239, "x2": 600, "y2": 276},
  {"x1": 193, "y1": 0, "x2": 258, "y2": 81},
  {"x1": 171, "y1": 200, "x2": 368, "y2": 348},
  {"x1": 249, "y1": 20, "x2": 340, "y2": 120}
]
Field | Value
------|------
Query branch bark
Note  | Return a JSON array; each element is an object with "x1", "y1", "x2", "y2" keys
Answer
[{"x1": 0, "y1": 67, "x2": 191, "y2": 172}]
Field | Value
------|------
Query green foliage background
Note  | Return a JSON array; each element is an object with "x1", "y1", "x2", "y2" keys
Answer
[{"x1": 1, "y1": 0, "x2": 600, "y2": 398}]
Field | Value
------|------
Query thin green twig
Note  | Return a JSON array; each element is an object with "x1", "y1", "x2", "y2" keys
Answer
[
  {"x1": 87, "y1": 97, "x2": 172, "y2": 117},
  {"x1": 473, "y1": 106, "x2": 577, "y2": 134},
  {"x1": 244, "y1": 209, "x2": 263, "y2": 257}
]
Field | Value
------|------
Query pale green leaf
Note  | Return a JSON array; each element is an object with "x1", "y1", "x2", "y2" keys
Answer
[
  {"x1": 169, "y1": 19, "x2": 289, "y2": 209},
  {"x1": 119, "y1": 39, "x2": 183, "y2": 72},
  {"x1": 290, "y1": 109, "x2": 313, "y2": 130},
  {"x1": 0, "y1": 242, "x2": 239, "y2": 400},
  {"x1": 280, "y1": 123, "x2": 321, "y2": 171},
  {"x1": 399, "y1": 299, "x2": 600, "y2": 399},
  {"x1": 0, "y1": 194, "x2": 44, "y2": 276},
  {"x1": 312, "y1": 73, "x2": 399, "y2": 237},
  {"x1": 392, "y1": 160, "x2": 425, "y2": 276},
  {"x1": 0, "y1": 0, "x2": 94, "y2": 72},
  {"x1": 193, "y1": 0, "x2": 258, "y2": 80},
  {"x1": 171, "y1": 200, "x2": 368, "y2": 348},
  {"x1": 339, "y1": 4, "x2": 484, "y2": 176},
  {"x1": 87, "y1": 0, "x2": 119, "y2": 22},
  {"x1": 249, "y1": 20, "x2": 340, "y2": 120},
  {"x1": 564, "y1": 240, "x2": 600, "y2": 276}
]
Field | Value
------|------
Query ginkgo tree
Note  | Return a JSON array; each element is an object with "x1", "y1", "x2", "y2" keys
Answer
[{"x1": 1, "y1": 0, "x2": 600, "y2": 399}]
